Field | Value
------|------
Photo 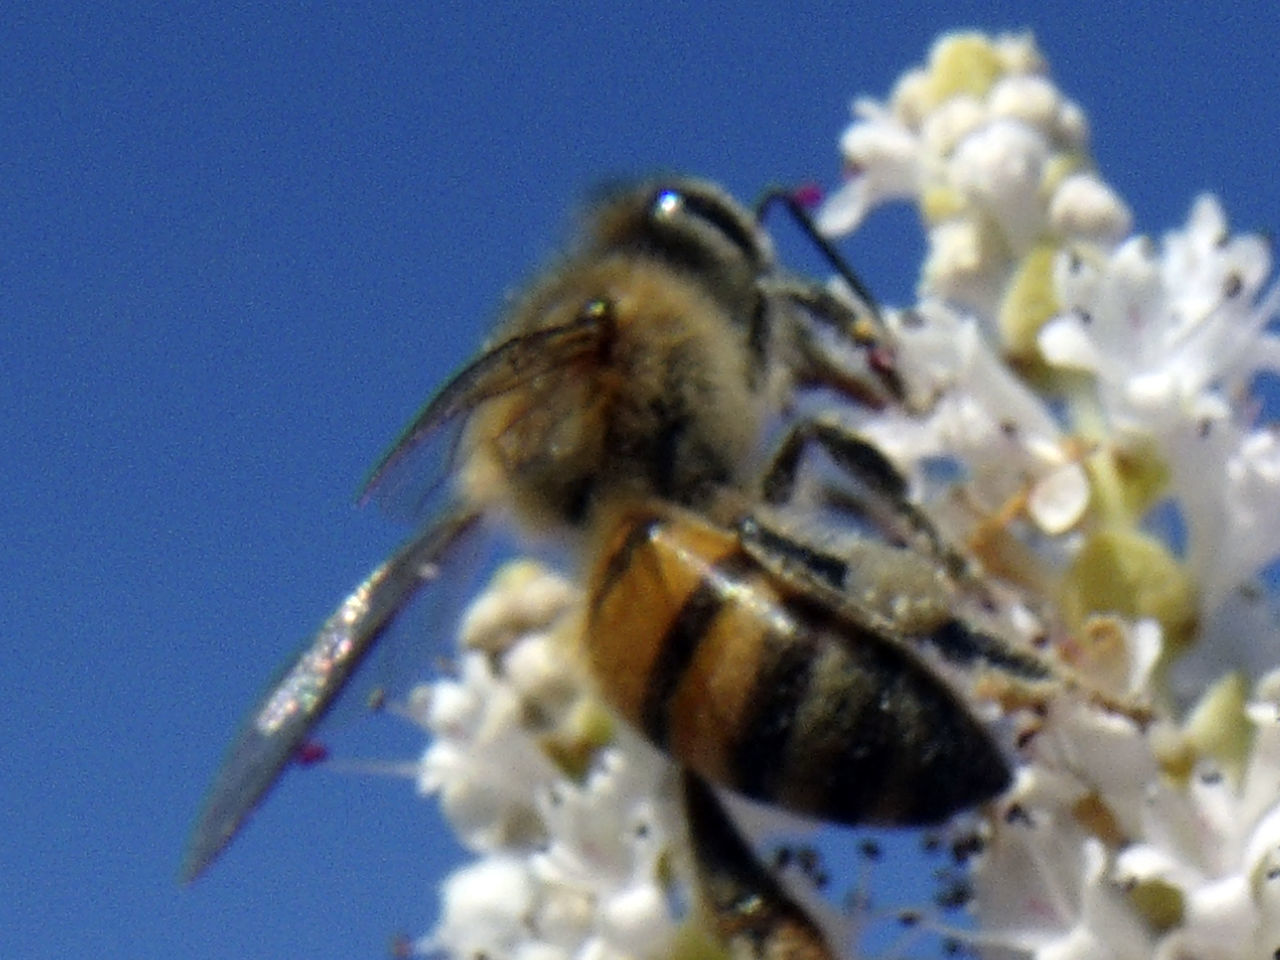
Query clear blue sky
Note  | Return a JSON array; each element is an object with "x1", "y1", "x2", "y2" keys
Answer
[{"x1": 6, "y1": 3, "x2": 1280, "y2": 959}]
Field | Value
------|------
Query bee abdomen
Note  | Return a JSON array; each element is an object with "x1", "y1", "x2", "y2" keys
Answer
[
  {"x1": 743, "y1": 610, "x2": 1010, "y2": 825},
  {"x1": 587, "y1": 508, "x2": 1010, "y2": 827}
]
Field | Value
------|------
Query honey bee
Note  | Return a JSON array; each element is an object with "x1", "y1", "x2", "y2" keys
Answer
[
  {"x1": 584, "y1": 500, "x2": 1010, "y2": 827},
  {"x1": 182, "y1": 178, "x2": 1015, "y2": 921}
]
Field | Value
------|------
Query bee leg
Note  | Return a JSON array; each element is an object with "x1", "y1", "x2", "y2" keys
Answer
[
  {"x1": 760, "y1": 277, "x2": 907, "y2": 409},
  {"x1": 975, "y1": 664, "x2": 1155, "y2": 730},
  {"x1": 788, "y1": 284, "x2": 905, "y2": 401},
  {"x1": 755, "y1": 421, "x2": 1078, "y2": 688},
  {"x1": 753, "y1": 474, "x2": 1151, "y2": 724},
  {"x1": 761, "y1": 416, "x2": 903, "y2": 506},
  {"x1": 734, "y1": 510, "x2": 1049, "y2": 686},
  {"x1": 759, "y1": 416, "x2": 969, "y2": 581},
  {"x1": 752, "y1": 188, "x2": 903, "y2": 405},
  {"x1": 683, "y1": 772, "x2": 836, "y2": 960},
  {"x1": 782, "y1": 312, "x2": 903, "y2": 411}
]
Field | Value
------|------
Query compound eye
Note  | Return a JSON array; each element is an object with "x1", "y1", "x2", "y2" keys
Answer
[{"x1": 650, "y1": 184, "x2": 765, "y2": 269}]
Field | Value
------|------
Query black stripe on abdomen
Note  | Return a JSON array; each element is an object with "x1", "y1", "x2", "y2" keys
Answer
[
  {"x1": 729, "y1": 623, "x2": 818, "y2": 803},
  {"x1": 639, "y1": 550, "x2": 755, "y2": 747}
]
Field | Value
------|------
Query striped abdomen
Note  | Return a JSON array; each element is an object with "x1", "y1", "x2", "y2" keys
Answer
[{"x1": 585, "y1": 507, "x2": 1010, "y2": 826}]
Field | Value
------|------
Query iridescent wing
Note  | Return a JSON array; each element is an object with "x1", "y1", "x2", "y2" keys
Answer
[
  {"x1": 359, "y1": 311, "x2": 607, "y2": 516},
  {"x1": 181, "y1": 508, "x2": 481, "y2": 882},
  {"x1": 185, "y1": 309, "x2": 606, "y2": 880}
]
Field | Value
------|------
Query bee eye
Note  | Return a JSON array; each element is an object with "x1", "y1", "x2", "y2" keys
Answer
[{"x1": 650, "y1": 184, "x2": 766, "y2": 269}]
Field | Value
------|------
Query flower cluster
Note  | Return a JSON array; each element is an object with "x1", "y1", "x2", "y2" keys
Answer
[
  {"x1": 406, "y1": 562, "x2": 683, "y2": 960},
  {"x1": 408, "y1": 31, "x2": 1280, "y2": 960},
  {"x1": 817, "y1": 31, "x2": 1280, "y2": 960}
]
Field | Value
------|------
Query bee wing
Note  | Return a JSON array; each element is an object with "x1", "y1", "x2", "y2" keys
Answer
[
  {"x1": 738, "y1": 512, "x2": 1051, "y2": 681},
  {"x1": 181, "y1": 507, "x2": 482, "y2": 882},
  {"x1": 359, "y1": 313, "x2": 606, "y2": 516},
  {"x1": 736, "y1": 513, "x2": 903, "y2": 638}
]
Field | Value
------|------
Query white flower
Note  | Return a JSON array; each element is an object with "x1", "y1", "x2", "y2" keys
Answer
[
  {"x1": 854, "y1": 300, "x2": 1091, "y2": 535},
  {"x1": 430, "y1": 857, "x2": 541, "y2": 960},
  {"x1": 409, "y1": 29, "x2": 1280, "y2": 960},
  {"x1": 1040, "y1": 196, "x2": 1279, "y2": 432},
  {"x1": 1038, "y1": 197, "x2": 1280, "y2": 616},
  {"x1": 411, "y1": 562, "x2": 683, "y2": 960},
  {"x1": 964, "y1": 672, "x2": 1280, "y2": 960},
  {"x1": 820, "y1": 31, "x2": 1123, "y2": 329}
]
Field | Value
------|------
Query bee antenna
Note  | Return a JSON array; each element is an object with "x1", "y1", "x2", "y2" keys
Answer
[{"x1": 754, "y1": 185, "x2": 884, "y2": 330}]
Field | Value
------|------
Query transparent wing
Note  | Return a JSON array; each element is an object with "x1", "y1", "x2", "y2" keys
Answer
[
  {"x1": 181, "y1": 508, "x2": 482, "y2": 882},
  {"x1": 359, "y1": 313, "x2": 606, "y2": 517}
]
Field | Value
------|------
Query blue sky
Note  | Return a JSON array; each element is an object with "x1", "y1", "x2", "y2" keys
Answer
[{"x1": 6, "y1": 3, "x2": 1280, "y2": 959}]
